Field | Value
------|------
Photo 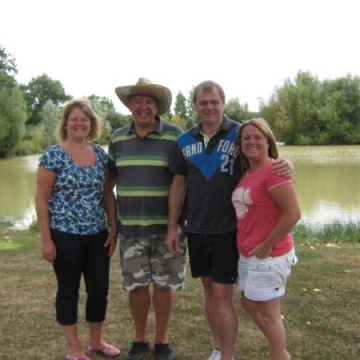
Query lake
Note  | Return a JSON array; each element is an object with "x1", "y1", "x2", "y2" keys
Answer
[
  {"x1": 0, "y1": 145, "x2": 359, "y2": 227},
  {"x1": 279, "y1": 145, "x2": 360, "y2": 224}
]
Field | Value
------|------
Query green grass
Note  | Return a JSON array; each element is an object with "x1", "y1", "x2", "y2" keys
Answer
[
  {"x1": 0, "y1": 221, "x2": 33, "y2": 251},
  {"x1": 294, "y1": 220, "x2": 360, "y2": 244},
  {"x1": 0, "y1": 222, "x2": 359, "y2": 359},
  {"x1": 0, "y1": 238, "x2": 30, "y2": 251}
]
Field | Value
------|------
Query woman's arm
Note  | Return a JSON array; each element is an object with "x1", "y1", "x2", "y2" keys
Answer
[
  {"x1": 102, "y1": 166, "x2": 118, "y2": 257},
  {"x1": 35, "y1": 166, "x2": 57, "y2": 263},
  {"x1": 250, "y1": 183, "x2": 301, "y2": 258}
]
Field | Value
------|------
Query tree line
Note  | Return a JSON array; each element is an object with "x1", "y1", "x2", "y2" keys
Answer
[{"x1": 1, "y1": 44, "x2": 360, "y2": 158}]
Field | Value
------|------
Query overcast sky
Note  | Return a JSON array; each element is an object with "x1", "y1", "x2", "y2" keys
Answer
[{"x1": 1, "y1": 0, "x2": 360, "y2": 114}]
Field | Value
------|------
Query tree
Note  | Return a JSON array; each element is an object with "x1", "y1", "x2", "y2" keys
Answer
[
  {"x1": 261, "y1": 71, "x2": 324, "y2": 144},
  {"x1": 174, "y1": 90, "x2": 197, "y2": 129},
  {"x1": 0, "y1": 45, "x2": 27, "y2": 157},
  {"x1": 171, "y1": 114, "x2": 187, "y2": 129},
  {"x1": 319, "y1": 75, "x2": 360, "y2": 144},
  {"x1": 40, "y1": 99, "x2": 61, "y2": 147},
  {"x1": 106, "y1": 112, "x2": 132, "y2": 132},
  {"x1": 88, "y1": 95, "x2": 120, "y2": 143},
  {"x1": 21, "y1": 74, "x2": 71, "y2": 125},
  {"x1": 260, "y1": 71, "x2": 360, "y2": 145},
  {"x1": 161, "y1": 107, "x2": 173, "y2": 123},
  {"x1": 88, "y1": 95, "x2": 116, "y2": 116},
  {"x1": 224, "y1": 97, "x2": 251, "y2": 123},
  {"x1": 0, "y1": 45, "x2": 17, "y2": 88},
  {"x1": 185, "y1": 88, "x2": 197, "y2": 129},
  {"x1": 0, "y1": 86, "x2": 27, "y2": 157},
  {"x1": 174, "y1": 91, "x2": 187, "y2": 120}
]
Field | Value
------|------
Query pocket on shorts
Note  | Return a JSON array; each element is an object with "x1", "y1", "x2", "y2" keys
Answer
[
  {"x1": 248, "y1": 258, "x2": 277, "y2": 289},
  {"x1": 286, "y1": 252, "x2": 298, "y2": 266},
  {"x1": 278, "y1": 251, "x2": 297, "y2": 285},
  {"x1": 249, "y1": 257, "x2": 275, "y2": 271}
]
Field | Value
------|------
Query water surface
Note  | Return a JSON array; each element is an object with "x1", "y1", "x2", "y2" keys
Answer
[{"x1": 1, "y1": 145, "x2": 359, "y2": 227}]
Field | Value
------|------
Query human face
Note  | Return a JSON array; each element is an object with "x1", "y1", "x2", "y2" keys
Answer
[
  {"x1": 241, "y1": 124, "x2": 270, "y2": 162},
  {"x1": 128, "y1": 95, "x2": 158, "y2": 128},
  {"x1": 194, "y1": 88, "x2": 224, "y2": 127},
  {"x1": 66, "y1": 108, "x2": 91, "y2": 141}
]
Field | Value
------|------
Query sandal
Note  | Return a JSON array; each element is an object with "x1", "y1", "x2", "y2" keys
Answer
[
  {"x1": 89, "y1": 343, "x2": 121, "y2": 357},
  {"x1": 65, "y1": 356, "x2": 89, "y2": 360}
]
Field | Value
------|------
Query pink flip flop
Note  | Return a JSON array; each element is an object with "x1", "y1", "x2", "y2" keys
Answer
[
  {"x1": 65, "y1": 356, "x2": 89, "y2": 360},
  {"x1": 89, "y1": 344, "x2": 121, "y2": 358}
]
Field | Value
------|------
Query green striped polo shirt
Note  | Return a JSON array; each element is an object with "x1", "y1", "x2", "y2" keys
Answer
[{"x1": 108, "y1": 119, "x2": 183, "y2": 237}]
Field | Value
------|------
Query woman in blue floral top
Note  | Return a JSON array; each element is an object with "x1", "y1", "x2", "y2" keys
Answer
[{"x1": 35, "y1": 99, "x2": 120, "y2": 360}]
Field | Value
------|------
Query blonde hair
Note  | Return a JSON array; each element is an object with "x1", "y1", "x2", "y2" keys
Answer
[
  {"x1": 235, "y1": 118, "x2": 279, "y2": 171},
  {"x1": 58, "y1": 99, "x2": 102, "y2": 142}
]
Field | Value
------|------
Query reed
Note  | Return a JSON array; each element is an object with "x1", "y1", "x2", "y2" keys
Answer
[{"x1": 294, "y1": 220, "x2": 360, "y2": 244}]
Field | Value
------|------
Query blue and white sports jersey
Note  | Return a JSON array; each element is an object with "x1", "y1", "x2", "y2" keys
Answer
[{"x1": 170, "y1": 116, "x2": 244, "y2": 234}]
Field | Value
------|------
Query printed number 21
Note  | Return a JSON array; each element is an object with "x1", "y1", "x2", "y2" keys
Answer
[{"x1": 220, "y1": 154, "x2": 234, "y2": 175}]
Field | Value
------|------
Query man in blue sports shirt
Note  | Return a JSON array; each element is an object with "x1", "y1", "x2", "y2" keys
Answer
[{"x1": 166, "y1": 80, "x2": 292, "y2": 360}]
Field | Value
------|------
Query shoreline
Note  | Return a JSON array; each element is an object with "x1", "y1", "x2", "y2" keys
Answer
[{"x1": 1, "y1": 218, "x2": 360, "y2": 245}]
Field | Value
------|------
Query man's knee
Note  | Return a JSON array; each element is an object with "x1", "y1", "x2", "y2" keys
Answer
[
  {"x1": 130, "y1": 284, "x2": 150, "y2": 294},
  {"x1": 212, "y1": 285, "x2": 234, "y2": 307}
]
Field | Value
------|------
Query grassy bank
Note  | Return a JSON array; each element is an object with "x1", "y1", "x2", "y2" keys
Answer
[
  {"x1": 0, "y1": 223, "x2": 359, "y2": 359},
  {"x1": 293, "y1": 220, "x2": 360, "y2": 244}
]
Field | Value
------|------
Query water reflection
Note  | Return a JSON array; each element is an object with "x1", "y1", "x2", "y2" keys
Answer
[
  {"x1": 280, "y1": 145, "x2": 360, "y2": 164},
  {"x1": 0, "y1": 154, "x2": 39, "y2": 226},
  {"x1": 0, "y1": 146, "x2": 360, "y2": 226},
  {"x1": 279, "y1": 145, "x2": 360, "y2": 224}
]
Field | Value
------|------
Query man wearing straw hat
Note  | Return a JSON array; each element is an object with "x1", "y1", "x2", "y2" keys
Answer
[{"x1": 108, "y1": 78, "x2": 185, "y2": 360}]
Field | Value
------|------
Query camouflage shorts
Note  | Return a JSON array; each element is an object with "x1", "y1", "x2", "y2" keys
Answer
[{"x1": 119, "y1": 233, "x2": 187, "y2": 291}]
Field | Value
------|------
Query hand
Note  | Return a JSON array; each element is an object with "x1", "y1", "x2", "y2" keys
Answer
[
  {"x1": 272, "y1": 158, "x2": 293, "y2": 177},
  {"x1": 249, "y1": 242, "x2": 272, "y2": 259},
  {"x1": 166, "y1": 228, "x2": 181, "y2": 254},
  {"x1": 104, "y1": 232, "x2": 118, "y2": 257},
  {"x1": 42, "y1": 240, "x2": 56, "y2": 263}
]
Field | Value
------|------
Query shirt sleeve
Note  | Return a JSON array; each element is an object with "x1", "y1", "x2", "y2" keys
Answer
[
  {"x1": 107, "y1": 137, "x2": 118, "y2": 178},
  {"x1": 265, "y1": 166, "x2": 294, "y2": 192},
  {"x1": 38, "y1": 145, "x2": 62, "y2": 173},
  {"x1": 169, "y1": 141, "x2": 187, "y2": 175},
  {"x1": 95, "y1": 144, "x2": 109, "y2": 166}
]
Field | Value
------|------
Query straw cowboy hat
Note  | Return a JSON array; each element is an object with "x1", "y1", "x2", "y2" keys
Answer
[{"x1": 115, "y1": 78, "x2": 172, "y2": 116}]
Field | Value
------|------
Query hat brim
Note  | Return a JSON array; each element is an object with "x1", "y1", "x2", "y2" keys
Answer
[{"x1": 115, "y1": 84, "x2": 172, "y2": 116}]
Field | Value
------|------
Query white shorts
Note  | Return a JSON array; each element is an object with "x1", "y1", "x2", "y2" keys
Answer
[{"x1": 236, "y1": 247, "x2": 298, "y2": 301}]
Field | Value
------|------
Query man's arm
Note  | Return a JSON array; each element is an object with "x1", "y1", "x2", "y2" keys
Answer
[
  {"x1": 166, "y1": 174, "x2": 187, "y2": 254},
  {"x1": 272, "y1": 158, "x2": 293, "y2": 177}
]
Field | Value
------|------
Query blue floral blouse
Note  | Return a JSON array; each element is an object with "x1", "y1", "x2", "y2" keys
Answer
[{"x1": 39, "y1": 144, "x2": 109, "y2": 235}]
